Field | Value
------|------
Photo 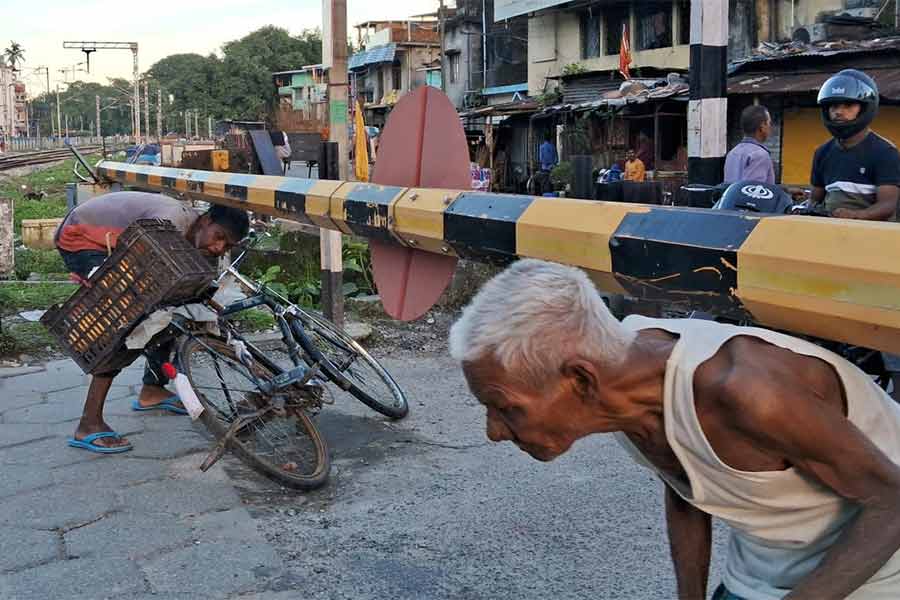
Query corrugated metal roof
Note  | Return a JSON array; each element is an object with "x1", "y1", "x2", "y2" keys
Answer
[
  {"x1": 539, "y1": 79, "x2": 689, "y2": 116},
  {"x1": 729, "y1": 37, "x2": 900, "y2": 75},
  {"x1": 562, "y1": 78, "x2": 623, "y2": 105},
  {"x1": 349, "y1": 44, "x2": 397, "y2": 71},
  {"x1": 728, "y1": 67, "x2": 900, "y2": 100}
]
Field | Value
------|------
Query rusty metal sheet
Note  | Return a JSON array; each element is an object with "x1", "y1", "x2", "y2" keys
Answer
[
  {"x1": 729, "y1": 67, "x2": 900, "y2": 100},
  {"x1": 369, "y1": 86, "x2": 470, "y2": 322}
]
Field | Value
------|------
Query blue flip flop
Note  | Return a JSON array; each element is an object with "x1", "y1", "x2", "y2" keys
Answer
[
  {"x1": 67, "y1": 431, "x2": 133, "y2": 454},
  {"x1": 131, "y1": 395, "x2": 188, "y2": 415}
]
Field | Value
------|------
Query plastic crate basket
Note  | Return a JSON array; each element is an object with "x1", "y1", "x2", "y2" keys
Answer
[{"x1": 41, "y1": 219, "x2": 217, "y2": 375}]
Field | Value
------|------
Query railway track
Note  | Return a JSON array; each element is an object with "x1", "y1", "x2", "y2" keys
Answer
[{"x1": 0, "y1": 146, "x2": 105, "y2": 171}]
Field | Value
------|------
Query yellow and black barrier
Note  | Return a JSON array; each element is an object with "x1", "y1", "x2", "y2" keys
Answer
[{"x1": 96, "y1": 161, "x2": 900, "y2": 354}]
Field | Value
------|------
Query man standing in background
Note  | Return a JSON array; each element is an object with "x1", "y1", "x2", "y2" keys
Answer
[
  {"x1": 724, "y1": 105, "x2": 775, "y2": 184},
  {"x1": 539, "y1": 133, "x2": 558, "y2": 174}
]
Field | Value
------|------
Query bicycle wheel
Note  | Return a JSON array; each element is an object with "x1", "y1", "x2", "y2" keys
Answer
[
  {"x1": 178, "y1": 336, "x2": 330, "y2": 490},
  {"x1": 290, "y1": 309, "x2": 409, "y2": 420}
]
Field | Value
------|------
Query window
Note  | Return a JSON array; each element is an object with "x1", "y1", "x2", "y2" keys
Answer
[
  {"x1": 450, "y1": 53, "x2": 460, "y2": 84},
  {"x1": 679, "y1": 0, "x2": 690, "y2": 45},
  {"x1": 392, "y1": 62, "x2": 402, "y2": 91},
  {"x1": 580, "y1": 11, "x2": 602, "y2": 59},
  {"x1": 636, "y1": 2, "x2": 673, "y2": 51},
  {"x1": 604, "y1": 6, "x2": 629, "y2": 56}
]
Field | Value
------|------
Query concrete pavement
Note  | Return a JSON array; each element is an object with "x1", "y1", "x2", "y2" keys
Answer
[
  {"x1": 0, "y1": 358, "x2": 297, "y2": 600},
  {"x1": 0, "y1": 352, "x2": 730, "y2": 600}
]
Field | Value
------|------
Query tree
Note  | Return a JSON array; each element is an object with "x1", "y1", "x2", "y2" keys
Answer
[
  {"x1": 29, "y1": 78, "x2": 136, "y2": 136},
  {"x1": 145, "y1": 26, "x2": 322, "y2": 124},
  {"x1": 4, "y1": 41, "x2": 24, "y2": 70},
  {"x1": 146, "y1": 53, "x2": 221, "y2": 126},
  {"x1": 217, "y1": 27, "x2": 323, "y2": 120}
]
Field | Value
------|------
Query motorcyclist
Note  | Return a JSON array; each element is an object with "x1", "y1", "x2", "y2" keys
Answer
[
  {"x1": 810, "y1": 69, "x2": 900, "y2": 400},
  {"x1": 808, "y1": 69, "x2": 900, "y2": 221}
]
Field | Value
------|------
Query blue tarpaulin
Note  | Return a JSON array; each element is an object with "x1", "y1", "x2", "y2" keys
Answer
[{"x1": 349, "y1": 44, "x2": 397, "y2": 71}]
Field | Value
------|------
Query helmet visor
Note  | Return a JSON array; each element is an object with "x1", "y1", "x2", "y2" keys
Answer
[{"x1": 818, "y1": 74, "x2": 878, "y2": 105}]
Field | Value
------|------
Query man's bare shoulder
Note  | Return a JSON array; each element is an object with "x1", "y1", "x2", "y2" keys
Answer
[{"x1": 694, "y1": 334, "x2": 844, "y2": 428}]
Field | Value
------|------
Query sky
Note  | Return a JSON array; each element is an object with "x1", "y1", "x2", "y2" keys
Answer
[{"x1": 1, "y1": 0, "x2": 440, "y2": 96}]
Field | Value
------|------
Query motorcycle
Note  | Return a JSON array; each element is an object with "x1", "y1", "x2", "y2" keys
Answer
[{"x1": 686, "y1": 180, "x2": 891, "y2": 392}]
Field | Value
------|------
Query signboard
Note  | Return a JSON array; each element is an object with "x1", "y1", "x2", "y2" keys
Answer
[{"x1": 494, "y1": 0, "x2": 567, "y2": 21}]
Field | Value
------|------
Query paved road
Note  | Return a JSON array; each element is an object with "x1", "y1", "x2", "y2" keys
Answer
[{"x1": 0, "y1": 352, "x2": 728, "y2": 599}]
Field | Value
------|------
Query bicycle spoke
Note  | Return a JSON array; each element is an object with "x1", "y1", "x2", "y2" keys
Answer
[
  {"x1": 180, "y1": 337, "x2": 328, "y2": 486},
  {"x1": 212, "y1": 355, "x2": 236, "y2": 415}
]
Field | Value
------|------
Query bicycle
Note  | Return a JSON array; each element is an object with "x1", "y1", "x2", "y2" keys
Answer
[{"x1": 142, "y1": 234, "x2": 408, "y2": 490}]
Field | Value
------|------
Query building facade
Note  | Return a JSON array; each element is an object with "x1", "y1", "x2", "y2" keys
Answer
[
  {"x1": 0, "y1": 65, "x2": 26, "y2": 138},
  {"x1": 350, "y1": 20, "x2": 443, "y2": 126},
  {"x1": 272, "y1": 66, "x2": 328, "y2": 133}
]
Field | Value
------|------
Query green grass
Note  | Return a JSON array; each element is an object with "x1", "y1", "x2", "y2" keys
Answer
[
  {"x1": 0, "y1": 322, "x2": 58, "y2": 357},
  {"x1": 13, "y1": 248, "x2": 68, "y2": 280},
  {"x1": 0, "y1": 282, "x2": 78, "y2": 315},
  {"x1": 229, "y1": 308, "x2": 277, "y2": 331},
  {"x1": 0, "y1": 159, "x2": 74, "y2": 234}
]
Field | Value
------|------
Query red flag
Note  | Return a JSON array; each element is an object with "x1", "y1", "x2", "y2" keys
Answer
[{"x1": 619, "y1": 23, "x2": 632, "y2": 80}]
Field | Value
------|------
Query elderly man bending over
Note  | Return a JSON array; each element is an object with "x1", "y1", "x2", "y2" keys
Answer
[{"x1": 449, "y1": 259, "x2": 900, "y2": 600}]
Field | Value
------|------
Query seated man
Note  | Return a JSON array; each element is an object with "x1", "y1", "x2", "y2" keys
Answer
[
  {"x1": 450, "y1": 259, "x2": 900, "y2": 599},
  {"x1": 55, "y1": 191, "x2": 249, "y2": 452}
]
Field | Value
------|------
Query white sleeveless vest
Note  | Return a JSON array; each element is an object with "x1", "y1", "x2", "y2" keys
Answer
[{"x1": 617, "y1": 315, "x2": 900, "y2": 599}]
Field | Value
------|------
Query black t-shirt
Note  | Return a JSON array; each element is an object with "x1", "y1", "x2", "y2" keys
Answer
[{"x1": 811, "y1": 132, "x2": 900, "y2": 192}]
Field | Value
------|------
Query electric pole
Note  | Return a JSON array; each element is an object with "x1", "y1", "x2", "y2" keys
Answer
[
  {"x1": 55, "y1": 84, "x2": 62, "y2": 140},
  {"x1": 63, "y1": 42, "x2": 140, "y2": 140},
  {"x1": 143, "y1": 80, "x2": 150, "y2": 142},
  {"x1": 96, "y1": 95, "x2": 101, "y2": 141},
  {"x1": 439, "y1": 0, "x2": 446, "y2": 92},
  {"x1": 34, "y1": 67, "x2": 52, "y2": 137},
  {"x1": 194, "y1": 110, "x2": 199, "y2": 140},
  {"x1": 322, "y1": 0, "x2": 348, "y2": 326},
  {"x1": 157, "y1": 89, "x2": 162, "y2": 140}
]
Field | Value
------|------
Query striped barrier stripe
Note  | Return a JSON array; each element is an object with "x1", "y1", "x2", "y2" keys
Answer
[
  {"x1": 96, "y1": 161, "x2": 900, "y2": 354},
  {"x1": 688, "y1": 0, "x2": 728, "y2": 186}
]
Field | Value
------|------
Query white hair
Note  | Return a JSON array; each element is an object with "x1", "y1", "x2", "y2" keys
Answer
[{"x1": 449, "y1": 259, "x2": 636, "y2": 387}]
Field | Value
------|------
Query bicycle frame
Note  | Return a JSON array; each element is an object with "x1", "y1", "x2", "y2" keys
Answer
[{"x1": 143, "y1": 231, "x2": 346, "y2": 403}]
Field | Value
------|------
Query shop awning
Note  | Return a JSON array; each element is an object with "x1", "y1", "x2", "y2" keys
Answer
[{"x1": 729, "y1": 67, "x2": 900, "y2": 101}]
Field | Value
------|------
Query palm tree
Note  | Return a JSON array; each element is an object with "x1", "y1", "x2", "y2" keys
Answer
[{"x1": 4, "y1": 42, "x2": 25, "y2": 71}]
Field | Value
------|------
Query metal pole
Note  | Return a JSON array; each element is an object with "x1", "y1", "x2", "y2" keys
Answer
[
  {"x1": 55, "y1": 85, "x2": 62, "y2": 141},
  {"x1": 323, "y1": 0, "x2": 348, "y2": 327},
  {"x1": 47, "y1": 74, "x2": 54, "y2": 138},
  {"x1": 439, "y1": 0, "x2": 446, "y2": 92},
  {"x1": 208, "y1": 116, "x2": 212, "y2": 139},
  {"x1": 143, "y1": 80, "x2": 150, "y2": 142},
  {"x1": 96, "y1": 95, "x2": 101, "y2": 141},
  {"x1": 482, "y1": 0, "x2": 488, "y2": 87},
  {"x1": 194, "y1": 110, "x2": 199, "y2": 140},
  {"x1": 157, "y1": 89, "x2": 162, "y2": 141},
  {"x1": 185, "y1": 111, "x2": 190, "y2": 137},
  {"x1": 132, "y1": 45, "x2": 140, "y2": 141},
  {"x1": 65, "y1": 113, "x2": 69, "y2": 139}
]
